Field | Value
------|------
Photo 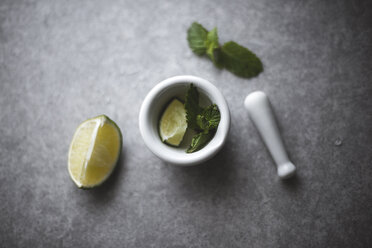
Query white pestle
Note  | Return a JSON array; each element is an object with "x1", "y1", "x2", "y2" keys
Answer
[{"x1": 244, "y1": 91, "x2": 296, "y2": 179}]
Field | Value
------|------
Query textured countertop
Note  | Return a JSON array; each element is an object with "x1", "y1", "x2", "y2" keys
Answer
[{"x1": 1, "y1": 0, "x2": 372, "y2": 247}]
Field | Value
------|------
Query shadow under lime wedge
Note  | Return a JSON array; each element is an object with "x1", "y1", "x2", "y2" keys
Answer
[
  {"x1": 159, "y1": 99, "x2": 187, "y2": 146},
  {"x1": 68, "y1": 115, "x2": 122, "y2": 189}
]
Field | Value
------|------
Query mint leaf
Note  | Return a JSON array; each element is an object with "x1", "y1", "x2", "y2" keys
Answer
[
  {"x1": 205, "y1": 28, "x2": 221, "y2": 67},
  {"x1": 187, "y1": 22, "x2": 208, "y2": 55},
  {"x1": 206, "y1": 28, "x2": 218, "y2": 48},
  {"x1": 196, "y1": 104, "x2": 221, "y2": 131},
  {"x1": 220, "y1": 41, "x2": 263, "y2": 78},
  {"x1": 187, "y1": 131, "x2": 215, "y2": 153},
  {"x1": 184, "y1": 84, "x2": 203, "y2": 130}
]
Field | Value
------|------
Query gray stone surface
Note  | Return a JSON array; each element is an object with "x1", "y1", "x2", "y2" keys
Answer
[{"x1": 1, "y1": 0, "x2": 372, "y2": 247}]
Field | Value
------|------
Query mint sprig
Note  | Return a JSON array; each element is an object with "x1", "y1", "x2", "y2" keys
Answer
[
  {"x1": 187, "y1": 22, "x2": 263, "y2": 78},
  {"x1": 184, "y1": 84, "x2": 221, "y2": 153}
]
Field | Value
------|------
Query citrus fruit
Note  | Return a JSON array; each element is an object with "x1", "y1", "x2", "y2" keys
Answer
[
  {"x1": 68, "y1": 115, "x2": 122, "y2": 188},
  {"x1": 159, "y1": 99, "x2": 187, "y2": 146}
]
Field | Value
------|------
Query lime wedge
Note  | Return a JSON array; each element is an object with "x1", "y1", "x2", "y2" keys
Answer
[
  {"x1": 159, "y1": 99, "x2": 187, "y2": 146},
  {"x1": 68, "y1": 115, "x2": 122, "y2": 188}
]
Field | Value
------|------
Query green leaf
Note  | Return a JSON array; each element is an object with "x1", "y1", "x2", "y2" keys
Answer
[
  {"x1": 184, "y1": 84, "x2": 203, "y2": 130},
  {"x1": 205, "y1": 28, "x2": 221, "y2": 66},
  {"x1": 187, "y1": 131, "x2": 215, "y2": 153},
  {"x1": 184, "y1": 84, "x2": 221, "y2": 153},
  {"x1": 187, "y1": 22, "x2": 208, "y2": 55},
  {"x1": 206, "y1": 28, "x2": 218, "y2": 47},
  {"x1": 196, "y1": 104, "x2": 221, "y2": 131},
  {"x1": 220, "y1": 41, "x2": 263, "y2": 78}
]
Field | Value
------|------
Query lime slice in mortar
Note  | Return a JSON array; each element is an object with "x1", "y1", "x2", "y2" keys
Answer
[{"x1": 159, "y1": 99, "x2": 187, "y2": 146}]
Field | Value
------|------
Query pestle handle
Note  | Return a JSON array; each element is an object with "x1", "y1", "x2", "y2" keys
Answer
[{"x1": 244, "y1": 91, "x2": 296, "y2": 179}]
